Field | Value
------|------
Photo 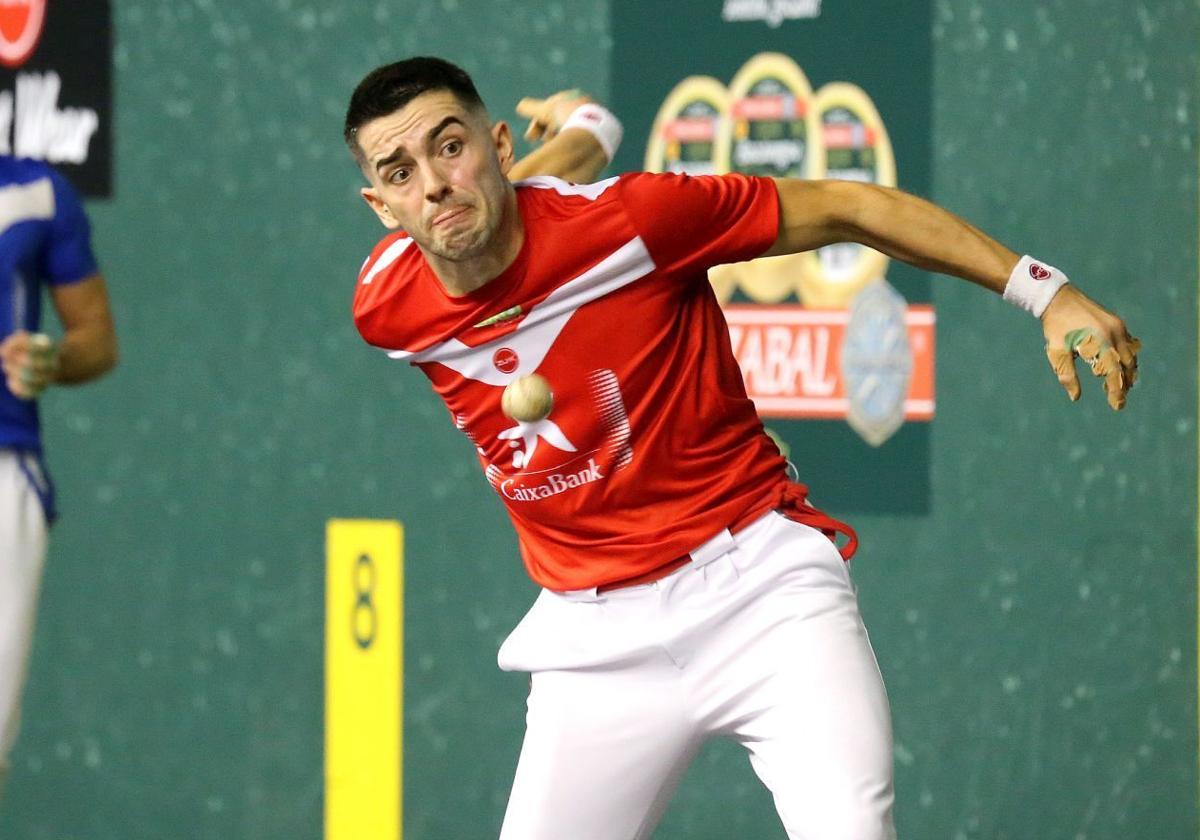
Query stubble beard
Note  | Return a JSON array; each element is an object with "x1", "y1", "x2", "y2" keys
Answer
[
  {"x1": 425, "y1": 204, "x2": 501, "y2": 263},
  {"x1": 428, "y1": 222, "x2": 490, "y2": 262}
]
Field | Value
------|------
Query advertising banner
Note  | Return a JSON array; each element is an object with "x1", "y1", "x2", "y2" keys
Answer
[{"x1": 613, "y1": 0, "x2": 933, "y2": 512}]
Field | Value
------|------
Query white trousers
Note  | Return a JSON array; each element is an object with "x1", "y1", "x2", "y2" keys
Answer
[
  {"x1": 497, "y1": 511, "x2": 895, "y2": 840},
  {"x1": 0, "y1": 451, "x2": 50, "y2": 772}
]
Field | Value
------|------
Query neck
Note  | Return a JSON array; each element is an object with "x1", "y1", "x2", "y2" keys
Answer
[{"x1": 429, "y1": 189, "x2": 524, "y2": 297}]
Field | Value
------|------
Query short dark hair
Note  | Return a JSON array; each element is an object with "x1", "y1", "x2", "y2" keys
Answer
[{"x1": 343, "y1": 57, "x2": 486, "y2": 164}]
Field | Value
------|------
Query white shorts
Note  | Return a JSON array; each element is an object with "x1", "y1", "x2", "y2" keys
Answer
[
  {"x1": 0, "y1": 450, "x2": 51, "y2": 769},
  {"x1": 496, "y1": 510, "x2": 895, "y2": 840}
]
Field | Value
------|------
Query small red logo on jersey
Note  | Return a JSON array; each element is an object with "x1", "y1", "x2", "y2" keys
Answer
[
  {"x1": 0, "y1": 0, "x2": 46, "y2": 68},
  {"x1": 1029, "y1": 263, "x2": 1051, "y2": 281},
  {"x1": 493, "y1": 347, "x2": 519, "y2": 373}
]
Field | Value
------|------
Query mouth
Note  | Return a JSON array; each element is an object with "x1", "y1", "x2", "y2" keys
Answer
[{"x1": 432, "y1": 206, "x2": 471, "y2": 228}]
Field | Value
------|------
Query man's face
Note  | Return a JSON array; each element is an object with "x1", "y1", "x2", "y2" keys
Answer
[{"x1": 356, "y1": 90, "x2": 515, "y2": 263}]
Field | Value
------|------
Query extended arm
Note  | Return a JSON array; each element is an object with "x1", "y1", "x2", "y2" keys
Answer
[
  {"x1": 766, "y1": 178, "x2": 1139, "y2": 409},
  {"x1": 765, "y1": 179, "x2": 1015, "y2": 289},
  {"x1": 507, "y1": 90, "x2": 617, "y2": 184}
]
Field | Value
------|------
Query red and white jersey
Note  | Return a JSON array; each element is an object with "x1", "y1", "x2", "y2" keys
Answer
[{"x1": 354, "y1": 172, "x2": 850, "y2": 591}]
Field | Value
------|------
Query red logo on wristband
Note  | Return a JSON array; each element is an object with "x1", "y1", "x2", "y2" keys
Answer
[{"x1": 1029, "y1": 263, "x2": 1051, "y2": 281}]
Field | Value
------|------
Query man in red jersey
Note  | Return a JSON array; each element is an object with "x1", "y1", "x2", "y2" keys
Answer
[{"x1": 344, "y1": 57, "x2": 1139, "y2": 840}]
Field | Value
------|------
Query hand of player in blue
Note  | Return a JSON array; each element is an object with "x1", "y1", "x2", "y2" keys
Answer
[
  {"x1": 1040, "y1": 285, "x2": 1140, "y2": 411},
  {"x1": 0, "y1": 330, "x2": 60, "y2": 400}
]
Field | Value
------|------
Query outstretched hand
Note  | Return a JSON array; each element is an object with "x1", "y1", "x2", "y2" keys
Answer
[
  {"x1": 1040, "y1": 285, "x2": 1140, "y2": 411},
  {"x1": 515, "y1": 89, "x2": 594, "y2": 143}
]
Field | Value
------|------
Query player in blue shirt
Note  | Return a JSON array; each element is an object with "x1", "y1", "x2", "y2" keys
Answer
[{"x1": 0, "y1": 156, "x2": 117, "y2": 804}]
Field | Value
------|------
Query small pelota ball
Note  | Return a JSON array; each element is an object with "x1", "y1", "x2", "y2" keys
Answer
[{"x1": 502, "y1": 374, "x2": 554, "y2": 422}]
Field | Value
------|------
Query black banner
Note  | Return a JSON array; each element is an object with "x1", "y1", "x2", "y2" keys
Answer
[{"x1": 0, "y1": 0, "x2": 111, "y2": 196}]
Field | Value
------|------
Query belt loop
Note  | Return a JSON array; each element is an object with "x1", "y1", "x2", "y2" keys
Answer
[{"x1": 689, "y1": 528, "x2": 736, "y2": 568}]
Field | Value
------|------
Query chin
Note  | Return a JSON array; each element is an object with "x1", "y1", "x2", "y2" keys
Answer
[{"x1": 434, "y1": 229, "x2": 490, "y2": 261}]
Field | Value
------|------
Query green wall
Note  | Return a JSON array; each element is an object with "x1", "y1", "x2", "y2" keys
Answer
[
  {"x1": 0, "y1": 1, "x2": 1194, "y2": 838},
  {"x1": 887, "y1": 2, "x2": 1196, "y2": 836}
]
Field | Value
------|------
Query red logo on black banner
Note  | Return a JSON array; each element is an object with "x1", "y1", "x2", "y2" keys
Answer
[
  {"x1": 1029, "y1": 263, "x2": 1051, "y2": 281},
  {"x1": 493, "y1": 347, "x2": 519, "y2": 373},
  {"x1": 0, "y1": 0, "x2": 45, "y2": 68}
]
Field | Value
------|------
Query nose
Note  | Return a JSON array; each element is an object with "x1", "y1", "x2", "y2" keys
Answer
[{"x1": 423, "y1": 161, "x2": 452, "y2": 203}]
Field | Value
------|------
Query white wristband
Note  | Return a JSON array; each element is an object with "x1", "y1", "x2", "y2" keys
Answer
[
  {"x1": 1003, "y1": 255, "x2": 1069, "y2": 318},
  {"x1": 561, "y1": 104, "x2": 623, "y2": 163}
]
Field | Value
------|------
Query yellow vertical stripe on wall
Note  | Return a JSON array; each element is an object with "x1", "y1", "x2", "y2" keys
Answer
[{"x1": 325, "y1": 520, "x2": 404, "y2": 840}]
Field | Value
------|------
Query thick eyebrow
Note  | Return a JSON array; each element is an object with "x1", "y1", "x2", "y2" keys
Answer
[{"x1": 373, "y1": 116, "x2": 466, "y2": 175}]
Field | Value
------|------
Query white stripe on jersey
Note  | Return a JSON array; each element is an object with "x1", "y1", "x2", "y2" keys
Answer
[
  {"x1": 10, "y1": 269, "x2": 26, "y2": 334},
  {"x1": 361, "y1": 178, "x2": 610, "y2": 286},
  {"x1": 514, "y1": 175, "x2": 619, "y2": 201},
  {"x1": 360, "y1": 236, "x2": 415, "y2": 284},
  {"x1": 0, "y1": 179, "x2": 54, "y2": 238},
  {"x1": 386, "y1": 235, "x2": 656, "y2": 386}
]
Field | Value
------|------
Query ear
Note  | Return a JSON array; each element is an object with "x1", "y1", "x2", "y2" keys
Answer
[
  {"x1": 360, "y1": 186, "x2": 402, "y2": 230},
  {"x1": 492, "y1": 120, "x2": 516, "y2": 176}
]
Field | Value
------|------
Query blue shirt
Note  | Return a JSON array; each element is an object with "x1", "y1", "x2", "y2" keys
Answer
[{"x1": 0, "y1": 156, "x2": 98, "y2": 451}]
